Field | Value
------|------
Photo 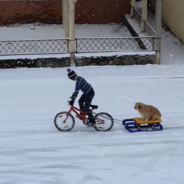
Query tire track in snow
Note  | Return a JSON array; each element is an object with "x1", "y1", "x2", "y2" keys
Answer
[
  {"x1": 172, "y1": 94, "x2": 184, "y2": 103},
  {"x1": 0, "y1": 139, "x2": 183, "y2": 156}
]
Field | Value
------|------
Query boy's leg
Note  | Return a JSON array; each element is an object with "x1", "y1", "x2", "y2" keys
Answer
[
  {"x1": 84, "y1": 91, "x2": 95, "y2": 124},
  {"x1": 78, "y1": 94, "x2": 86, "y2": 113}
]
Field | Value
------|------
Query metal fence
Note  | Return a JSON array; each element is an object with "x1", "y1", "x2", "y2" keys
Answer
[
  {"x1": 144, "y1": 21, "x2": 155, "y2": 36},
  {"x1": 76, "y1": 37, "x2": 155, "y2": 53},
  {"x1": 0, "y1": 39, "x2": 68, "y2": 55},
  {"x1": 133, "y1": 8, "x2": 142, "y2": 25},
  {"x1": 132, "y1": 7, "x2": 155, "y2": 37},
  {"x1": 0, "y1": 36, "x2": 155, "y2": 56}
]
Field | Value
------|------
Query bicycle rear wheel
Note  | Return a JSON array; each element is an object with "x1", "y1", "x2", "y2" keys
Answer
[
  {"x1": 54, "y1": 111, "x2": 75, "y2": 131},
  {"x1": 94, "y1": 112, "x2": 114, "y2": 132}
]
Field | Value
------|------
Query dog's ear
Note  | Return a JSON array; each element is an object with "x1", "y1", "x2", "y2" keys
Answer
[{"x1": 138, "y1": 104, "x2": 142, "y2": 109}]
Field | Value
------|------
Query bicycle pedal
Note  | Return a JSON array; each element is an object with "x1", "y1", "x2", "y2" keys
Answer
[{"x1": 87, "y1": 123, "x2": 96, "y2": 128}]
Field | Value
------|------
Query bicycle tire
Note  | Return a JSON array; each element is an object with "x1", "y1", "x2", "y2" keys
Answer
[
  {"x1": 54, "y1": 111, "x2": 75, "y2": 131},
  {"x1": 94, "y1": 112, "x2": 114, "y2": 132}
]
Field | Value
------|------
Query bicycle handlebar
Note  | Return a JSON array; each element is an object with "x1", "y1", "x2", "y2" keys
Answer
[{"x1": 67, "y1": 97, "x2": 73, "y2": 107}]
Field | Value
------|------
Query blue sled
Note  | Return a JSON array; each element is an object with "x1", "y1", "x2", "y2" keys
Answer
[{"x1": 122, "y1": 118, "x2": 163, "y2": 133}]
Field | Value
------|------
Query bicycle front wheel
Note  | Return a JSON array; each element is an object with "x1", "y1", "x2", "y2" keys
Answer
[
  {"x1": 54, "y1": 111, "x2": 75, "y2": 131},
  {"x1": 94, "y1": 112, "x2": 114, "y2": 132}
]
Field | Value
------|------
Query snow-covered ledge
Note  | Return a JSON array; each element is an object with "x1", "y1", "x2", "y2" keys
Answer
[{"x1": 0, "y1": 52, "x2": 156, "y2": 68}]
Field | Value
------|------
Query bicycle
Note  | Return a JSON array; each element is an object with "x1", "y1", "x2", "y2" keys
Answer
[{"x1": 54, "y1": 101, "x2": 114, "y2": 132}]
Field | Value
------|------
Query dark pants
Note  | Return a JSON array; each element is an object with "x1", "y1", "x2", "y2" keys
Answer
[{"x1": 78, "y1": 90, "x2": 95, "y2": 118}]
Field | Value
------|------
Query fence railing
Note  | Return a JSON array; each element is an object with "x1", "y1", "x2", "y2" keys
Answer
[
  {"x1": 144, "y1": 21, "x2": 155, "y2": 36},
  {"x1": 133, "y1": 8, "x2": 142, "y2": 25},
  {"x1": 76, "y1": 37, "x2": 154, "y2": 53},
  {"x1": 0, "y1": 37, "x2": 155, "y2": 56},
  {"x1": 132, "y1": 7, "x2": 155, "y2": 37},
  {"x1": 0, "y1": 39, "x2": 68, "y2": 55}
]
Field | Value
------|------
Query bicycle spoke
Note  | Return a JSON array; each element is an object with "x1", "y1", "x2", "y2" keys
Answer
[{"x1": 54, "y1": 111, "x2": 75, "y2": 131}]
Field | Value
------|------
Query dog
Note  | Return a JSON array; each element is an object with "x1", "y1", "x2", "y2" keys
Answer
[{"x1": 134, "y1": 102, "x2": 161, "y2": 121}]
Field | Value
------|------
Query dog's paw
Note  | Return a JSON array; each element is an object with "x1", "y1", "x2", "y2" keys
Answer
[{"x1": 144, "y1": 118, "x2": 148, "y2": 122}]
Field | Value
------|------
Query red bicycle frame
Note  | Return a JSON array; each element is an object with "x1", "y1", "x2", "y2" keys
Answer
[
  {"x1": 63, "y1": 105, "x2": 105, "y2": 126},
  {"x1": 63, "y1": 106, "x2": 88, "y2": 123}
]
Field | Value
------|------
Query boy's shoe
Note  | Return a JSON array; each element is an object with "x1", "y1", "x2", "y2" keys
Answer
[{"x1": 88, "y1": 117, "x2": 96, "y2": 127}]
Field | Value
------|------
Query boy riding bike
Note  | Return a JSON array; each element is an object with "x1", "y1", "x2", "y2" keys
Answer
[{"x1": 67, "y1": 68, "x2": 96, "y2": 126}]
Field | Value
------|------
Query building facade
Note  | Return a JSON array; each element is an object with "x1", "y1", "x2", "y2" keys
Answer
[
  {"x1": 0, "y1": 0, "x2": 130, "y2": 25},
  {"x1": 148, "y1": 0, "x2": 184, "y2": 44}
]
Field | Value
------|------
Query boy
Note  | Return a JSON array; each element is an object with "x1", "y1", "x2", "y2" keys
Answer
[{"x1": 67, "y1": 68, "x2": 96, "y2": 126}]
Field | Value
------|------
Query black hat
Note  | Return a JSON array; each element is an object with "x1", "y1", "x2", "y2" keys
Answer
[{"x1": 67, "y1": 68, "x2": 77, "y2": 80}]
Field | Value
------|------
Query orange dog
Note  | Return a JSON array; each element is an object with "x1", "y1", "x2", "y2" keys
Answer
[{"x1": 134, "y1": 102, "x2": 161, "y2": 121}]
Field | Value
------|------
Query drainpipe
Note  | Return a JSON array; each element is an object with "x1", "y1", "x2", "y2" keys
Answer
[
  {"x1": 155, "y1": 0, "x2": 162, "y2": 65},
  {"x1": 141, "y1": 0, "x2": 148, "y2": 32}
]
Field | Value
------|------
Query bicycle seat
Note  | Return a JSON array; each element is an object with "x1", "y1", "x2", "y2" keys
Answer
[{"x1": 90, "y1": 105, "x2": 98, "y2": 109}]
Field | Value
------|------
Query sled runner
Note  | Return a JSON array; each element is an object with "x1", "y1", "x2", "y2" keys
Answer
[{"x1": 122, "y1": 118, "x2": 163, "y2": 133}]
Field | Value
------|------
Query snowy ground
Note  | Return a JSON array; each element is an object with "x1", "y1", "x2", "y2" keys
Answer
[
  {"x1": 0, "y1": 24, "x2": 130, "y2": 40},
  {"x1": 1, "y1": 66, "x2": 184, "y2": 184},
  {"x1": 1, "y1": 4, "x2": 184, "y2": 183},
  {"x1": 0, "y1": 23, "x2": 142, "y2": 59}
]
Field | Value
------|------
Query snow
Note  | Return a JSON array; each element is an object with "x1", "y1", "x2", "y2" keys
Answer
[
  {"x1": 0, "y1": 51, "x2": 155, "y2": 60},
  {"x1": 0, "y1": 24, "x2": 130, "y2": 41},
  {"x1": 75, "y1": 51, "x2": 155, "y2": 58},
  {"x1": 1, "y1": 65, "x2": 184, "y2": 184},
  {"x1": 1, "y1": 4, "x2": 184, "y2": 183},
  {"x1": 0, "y1": 23, "x2": 147, "y2": 58},
  {"x1": 0, "y1": 18, "x2": 184, "y2": 64},
  {"x1": 1, "y1": 21, "x2": 184, "y2": 64}
]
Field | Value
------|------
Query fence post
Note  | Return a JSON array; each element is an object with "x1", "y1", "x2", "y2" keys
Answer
[
  {"x1": 131, "y1": 0, "x2": 136, "y2": 18},
  {"x1": 141, "y1": 0, "x2": 147, "y2": 32},
  {"x1": 68, "y1": 0, "x2": 76, "y2": 66},
  {"x1": 154, "y1": 0, "x2": 162, "y2": 65}
]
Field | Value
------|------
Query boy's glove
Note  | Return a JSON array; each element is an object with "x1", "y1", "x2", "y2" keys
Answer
[{"x1": 69, "y1": 97, "x2": 74, "y2": 106}]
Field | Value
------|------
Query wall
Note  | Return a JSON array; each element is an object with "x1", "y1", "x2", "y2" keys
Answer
[
  {"x1": 0, "y1": 0, "x2": 130, "y2": 25},
  {"x1": 0, "y1": 1, "x2": 62, "y2": 25},
  {"x1": 148, "y1": 0, "x2": 184, "y2": 44},
  {"x1": 0, "y1": 54, "x2": 156, "y2": 69}
]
